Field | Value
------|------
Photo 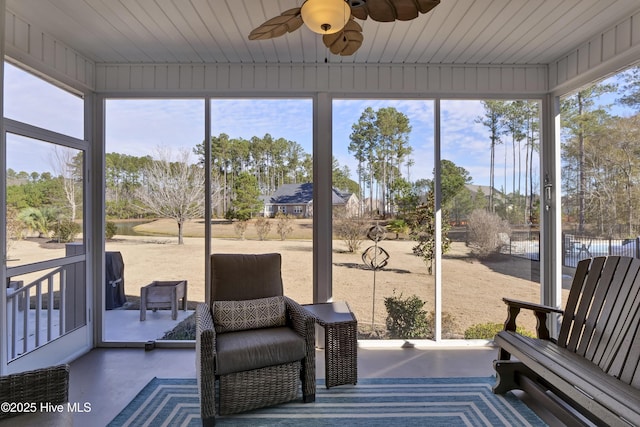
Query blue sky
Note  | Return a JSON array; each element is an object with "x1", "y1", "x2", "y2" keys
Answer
[{"x1": 3, "y1": 62, "x2": 632, "y2": 190}]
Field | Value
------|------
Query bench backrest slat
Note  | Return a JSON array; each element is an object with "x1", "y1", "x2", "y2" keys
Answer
[
  {"x1": 564, "y1": 257, "x2": 608, "y2": 352},
  {"x1": 619, "y1": 307, "x2": 640, "y2": 386},
  {"x1": 606, "y1": 277, "x2": 640, "y2": 382},
  {"x1": 593, "y1": 258, "x2": 640, "y2": 369},
  {"x1": 577, "y1": 256, "x2": 624, "y2": 357},
  {"x1": 557, "y1": 258, "x2": 593, "y2": 347},
  {"x1": 558, "y1": 256, "x2": 640, "y2": 386}
]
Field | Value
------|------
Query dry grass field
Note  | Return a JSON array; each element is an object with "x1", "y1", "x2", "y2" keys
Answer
[{"x1": 8, "y1": 218, "x2": 570, "y2": 338}]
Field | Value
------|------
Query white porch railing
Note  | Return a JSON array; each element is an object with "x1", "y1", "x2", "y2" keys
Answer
[{"x1": 6, "y1": 268, "x2": 66, "y2": 361}]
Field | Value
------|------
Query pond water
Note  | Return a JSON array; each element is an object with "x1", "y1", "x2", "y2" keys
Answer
[{"x1": 111, "y1": 220, "x2": 155, "y2": 236}]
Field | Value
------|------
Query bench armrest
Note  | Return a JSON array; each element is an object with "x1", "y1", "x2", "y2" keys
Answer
[{"x1": 502, "y1": 297, "x2": 563, "y2": 340}]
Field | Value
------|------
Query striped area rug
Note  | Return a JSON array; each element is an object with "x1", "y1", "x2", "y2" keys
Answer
[{"x1": 108, "y1": 377, "x2": 547, "y2": 426}]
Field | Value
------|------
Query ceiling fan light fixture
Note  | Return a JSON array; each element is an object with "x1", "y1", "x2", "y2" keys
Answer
[{"x1": 300, "y1": 0, "x2": 350, "y2": 35}]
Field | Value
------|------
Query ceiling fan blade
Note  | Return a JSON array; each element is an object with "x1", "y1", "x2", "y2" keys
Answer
[
  {"x1": 353, "y1": 0, "x2": 440, "y2": 22},
  {"x1": 323, "y1": 19, "x2": 364, "y2": 56},
  {"x1": 248, "y1": 8, "x2": 304, "y2": 40}
]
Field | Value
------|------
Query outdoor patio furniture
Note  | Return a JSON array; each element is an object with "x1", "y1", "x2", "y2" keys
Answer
[
  {"x1": 493, "y1": 256, "x2": 640, "y2": 425},
  {"x1": 105, "y1": 251, "x2": 126, "y2": 310},
  {"x1": 0, "y1": 364, "x2": 71, "y2": 426},
  {"x1": 195, "y1": 253, "x2": 315, "y2": 426},
  {"x1": 304, "y1": 301, "x2": 358, "y2": 388},
  {"x1": 140, "y1": 280, "x2": 188, "y2": 321}
]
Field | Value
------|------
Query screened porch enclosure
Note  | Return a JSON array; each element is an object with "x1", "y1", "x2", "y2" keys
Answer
[{"x1": 2, "y1": 0, "x2": 640, "y2": 372}]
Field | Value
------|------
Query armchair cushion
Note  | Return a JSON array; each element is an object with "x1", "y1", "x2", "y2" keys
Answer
[
  {"x1": 213, "y1": 296, "x2": 286, "y2": 334},
  {"x1": 215, "y1": 327, "x2": 306, "y2": 376}
]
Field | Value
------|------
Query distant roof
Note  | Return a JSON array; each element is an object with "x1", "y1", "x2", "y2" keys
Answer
[
  {"x1": 270, "y1": 183, "x2": 348, "y2": 205},
  {"x1": 465, "y1": 184, "x2": 503, "y2": 197},
  {"x1": 334, "y1": 189, "x2": 353, "y2": 200},
  {"x1": 270, "y1": 183, "x2": 313, "y2": 205}
]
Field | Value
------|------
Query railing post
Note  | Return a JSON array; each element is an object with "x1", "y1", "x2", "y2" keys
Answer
[{"x1": 60, "y1": 269, "x2": 66, "y2": 337}]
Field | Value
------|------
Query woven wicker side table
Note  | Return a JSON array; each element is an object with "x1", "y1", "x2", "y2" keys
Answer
[{"x1": 303, "y1": 301, "x2": 357, "y2": 388}]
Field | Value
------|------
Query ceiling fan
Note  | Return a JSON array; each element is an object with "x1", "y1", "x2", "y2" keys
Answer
[{"x1": 248, "y1": 0, "x2": 441, "y2": 56}]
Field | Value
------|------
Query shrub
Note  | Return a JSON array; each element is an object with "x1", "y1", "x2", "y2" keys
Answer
[
  {"x1": 105, "y1": 221, "x2": 118, "y2": 239},
  {"x1": 384, "y1": 292, "x2": 430, "y2": 339},
  {"x1": 384, "y1": 291, "x2": 459, "y2": 339},
  {"x1": 408, "y1": 190, "x2": 451, "y2": 274},
  {"x1": 254, "y1": 217, "x2": 272, "y2": 240},
  {"x1": 464, "y1": 322, "x2": 534, "y2": 339},
  {"x1": 426, "y1": 310, "x2": 459, "y2": 339},
  {"x1": 275, "y1": 213, "x2": 294, "y2": 240},
  {"x1": 233, "y1": 220, "x2": 248, "y2": 240},
  {"x1": 387, "y1": 219, "x2": 409, "y2": 239},
  {"x1": 466, "y1": 209, "x2": 511, "y2": 258},
  {"x1": 161, "y1": 314, "x2": 195, "y2": 340},
  {"x1": 52, "y1": 220, "x2": 81, "y2": 243},
  {"x1": 334, "y1": 217, "x2": 366, "y2": 253}
]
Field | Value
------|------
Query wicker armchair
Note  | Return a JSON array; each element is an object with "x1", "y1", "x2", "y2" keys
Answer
[
  {"x1": 0, "y1": 364, "x2": 71, "y2": 426},
  {"x1": 196, "y1": 253, "x2": 315, "y2": 426}
]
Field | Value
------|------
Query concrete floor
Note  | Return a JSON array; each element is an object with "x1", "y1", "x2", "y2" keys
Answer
[
  {"x1": 68, "y1": 344, "x2": 567, "y2": 426},
  {"x1": 103, "y1": 308, "x2": 194, "y2": 341}
]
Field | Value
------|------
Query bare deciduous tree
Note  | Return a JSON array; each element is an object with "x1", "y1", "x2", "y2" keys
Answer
[
  {"x1": 50, "y1": 146, "x2": 81, "y2": 221},
  {"x1": 136, "y1": 148, "x2": 205, "y2": 244},
  {"x1": 6, "y1": 207, "x2": 22, "y2": 259}
]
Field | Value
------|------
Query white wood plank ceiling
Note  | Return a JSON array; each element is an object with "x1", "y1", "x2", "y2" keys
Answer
[{"x1": 5, "y1": 0, "x2": 640, "y2": 66}]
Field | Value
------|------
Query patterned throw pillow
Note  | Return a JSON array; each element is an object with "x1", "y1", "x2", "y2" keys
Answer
[{"x1": 213, "y1": 296, "x2": 286, "y2": 333}]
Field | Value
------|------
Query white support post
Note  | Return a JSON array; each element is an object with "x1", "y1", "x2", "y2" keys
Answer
[
  {"x1": 433, "y1": 99, "x2": 442, "y2": 342},
  {"x1": 540, "y1": 94, "x2": 563, "y2": 338}
]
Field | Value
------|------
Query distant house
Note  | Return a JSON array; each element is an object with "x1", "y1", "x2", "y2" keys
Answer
[
  {"x1": 465, "y1": 184, "x2": 506, "y2": 204},
  {"x1": 266, "y1": 183, "x2": 360, "y2": 218},
  {"x1": 333, "y1": 190, "x2": 360, "y2": 218},
  {"x1": 258, "y1": 195, "x2": 273, "y2": 217}
]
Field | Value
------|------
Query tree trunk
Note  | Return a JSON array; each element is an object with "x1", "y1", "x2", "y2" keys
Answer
[
  {"x1": 490, "y1": 140, "x2": 495, "y2": 213},
  {"x1": 578, "y1": 93, "x2": 586, "y2": 234},
  {"x1": 178, "y1": 221, "x2": 184, "y2": 245}
]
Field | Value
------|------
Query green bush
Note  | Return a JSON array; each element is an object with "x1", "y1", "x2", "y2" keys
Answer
[
  {"x1": 384, "y1": 292, "x2": 459, "y2": 339},
  {"x1": 105, "y1": 221, "x2": 118, "y2": 239},
  {"x1": 464, "y1": 322, "x2": 534, "y2": 339},
  {"x1": 384, "y1": 292, "x2": 430, "y2": 339},
  {"x1": 51, "y1": 220, "x2": 81, "y2": 243},
  {"x1": 386, "y1": 219, "x2": 409, "y2": 238}
]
